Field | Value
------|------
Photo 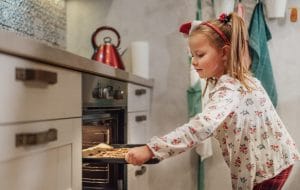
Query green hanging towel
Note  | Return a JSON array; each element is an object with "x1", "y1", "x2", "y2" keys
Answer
[
  {"x1": 187, "y1": 80, "x2": 202, "y2": 118},
  {"x1": 248, "y1": 2, "x2": 278, "y2": 107}
]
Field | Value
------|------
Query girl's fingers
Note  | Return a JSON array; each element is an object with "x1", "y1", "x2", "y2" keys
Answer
[
  {"x1": 125, "y1": 147, "x2": 150, "y2": 165},
  {"x1": 125, "y1": 152, "x2": 137, "y2": 165},
  {"x1": 125, "y1": 152, "x2": 132, "y2": 163},
  {"x1": 125, "y1": 153, "x2": 129, "y2": 162}
]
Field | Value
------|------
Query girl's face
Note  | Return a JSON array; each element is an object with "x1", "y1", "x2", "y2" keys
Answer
[{"x1": 189, "y1": 33, "x2": 226, "y2": 79}]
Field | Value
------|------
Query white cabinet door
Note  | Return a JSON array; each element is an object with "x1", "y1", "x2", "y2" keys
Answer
[
  {"x1": 0, "y1": 118, "x2": 82, "y2": 190},
  {"x1": 127, "y1": 111, "x2": 150, "y2": 190},
  {"x1": 0, "y1": 144, "x2": 72, "y2": 190},
  {"x1": 127, "y1": 83, "x2": 151, "y2": 190},
  {"x1": 127, "y1": 165, "x2": 150, "y2": 190}
]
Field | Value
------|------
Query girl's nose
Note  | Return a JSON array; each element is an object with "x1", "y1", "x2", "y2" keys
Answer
[{"x1": 191, "y1": 58, "x2": 198, "y2": 67}]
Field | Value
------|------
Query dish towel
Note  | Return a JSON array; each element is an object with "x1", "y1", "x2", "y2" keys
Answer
[
  {"x1": 237, "y1": 1, "x2": 245, "y2": 20},
  {"x1": 194, "y1": 76, "x2": 213, "y2": 161},
  {"x1": 188, "y1": 66, "x2": 213, "y2": 160},
  {"x1": 248, "y1": 2, "x2": 278, "y2": 107},
  {"x1": 187, "y1": 65, "x2": 213, "y2": 190}
]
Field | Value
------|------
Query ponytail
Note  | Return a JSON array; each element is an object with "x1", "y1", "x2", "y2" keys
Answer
[{"x1": 229, "y1": 13, "x2": 253, "y2": 90}]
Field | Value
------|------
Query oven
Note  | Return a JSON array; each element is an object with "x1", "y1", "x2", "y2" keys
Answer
[{"x1": 82, "y1": 73, "x2": 127, "y2": 190}]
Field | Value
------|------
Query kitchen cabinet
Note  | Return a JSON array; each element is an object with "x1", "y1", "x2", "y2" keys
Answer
[
  {"x1": 0, "y1": 53, "x2": 82, "y2": 190},
  {"x1": 0, "y1": 53, "x2": 81, "y2": 124},
  {"x1": 127, "y1": 83, "x2": 151, "y2": 190},
  {"x1": 127, "y1": 83, "x2": 150, "y2": 113},
  {"x1": 0, "y1": 119, "x2": 81, "y2": 190},
  {"x1": 127, "y1": 83, "x2": 151, "y2": 143}
]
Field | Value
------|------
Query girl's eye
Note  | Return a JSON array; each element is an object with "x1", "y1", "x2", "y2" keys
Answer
[
  {"x1": 190, "y1": 52, "x2": 205, "y2": 58},
  {"x1": 196, "y1": 53, "x2": 204, "y2": 58}
]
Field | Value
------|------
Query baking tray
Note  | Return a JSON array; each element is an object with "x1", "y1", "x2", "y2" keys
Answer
[{"x1": 82, "y1": 144, "x2": 160, "y2": 164}]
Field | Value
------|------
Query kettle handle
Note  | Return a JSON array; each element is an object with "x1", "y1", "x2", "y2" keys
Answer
[{"x1": 91, "y1": 26, "x2": 121, "y2": 49}]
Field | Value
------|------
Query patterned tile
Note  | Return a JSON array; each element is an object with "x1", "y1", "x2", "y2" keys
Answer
[{"x1": 0, "y1": 0, "x2": 66, "y2": 48}]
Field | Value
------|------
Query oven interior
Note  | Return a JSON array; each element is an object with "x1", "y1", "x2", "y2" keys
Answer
[{"x1": 82, "y1": 107, "x2": 127, "y2": 190}]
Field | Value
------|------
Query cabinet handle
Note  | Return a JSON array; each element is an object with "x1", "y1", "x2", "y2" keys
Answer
[
  {"x1": 16, "y1": 68, "x2": 57, "y2": 84},
  {"x1": 135, "y1": 115, "x2": 147, "y2": 122},
  {"x1": 135, "y1": 89, "x2": 146, "y2": 96},
  {"x1": 16, "y1": 128, "x2": 58, "y2": 147},
  {"x1": 135, "y1": 166, "x2": 146, "y2": 176}
]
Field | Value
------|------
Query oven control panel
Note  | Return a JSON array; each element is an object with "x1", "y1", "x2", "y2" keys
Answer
[
  {"x1": 92, "y1": 82, "x2": 125, "y2": 100},
  {"x1": 82, "y1": 73, "x2": 127, "y2": 107}
]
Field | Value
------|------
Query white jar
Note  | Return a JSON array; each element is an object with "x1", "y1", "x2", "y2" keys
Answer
[
  {"x1": 265, "y1": 0, "x2": 287, "y2": 18},
  {"x1": 131, "y1": 41, "x2": 150, "y2": 79}
]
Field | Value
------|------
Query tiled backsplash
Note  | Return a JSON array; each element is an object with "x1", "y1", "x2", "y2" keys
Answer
[{"x1": 0, "y1": 0, "x2": 66, "y2": 48}]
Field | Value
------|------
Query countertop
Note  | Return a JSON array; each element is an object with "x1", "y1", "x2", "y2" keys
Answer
[{"x1": 0, "y1": 31, "x2": 154, "y2": 88}]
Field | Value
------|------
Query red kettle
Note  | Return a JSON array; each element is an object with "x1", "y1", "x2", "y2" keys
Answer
[{"x1": 91, "y1": 26, "x2": 125, "y2": 70}]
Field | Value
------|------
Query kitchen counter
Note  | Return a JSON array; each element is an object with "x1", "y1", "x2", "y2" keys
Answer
[{"x1": 0, "y1": 30, "x2": 153, "y2": 88}]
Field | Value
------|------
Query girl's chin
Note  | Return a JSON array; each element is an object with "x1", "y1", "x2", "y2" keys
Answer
[
  {"x1": 196, "y1": 71, "x2": 206, "y2": 79},
  {"x1": 197, "y1": 74, "x2": 205, "y2": 79},
  {"x1": 196, "y1": 71, "x2": 217, "y2": 79}
]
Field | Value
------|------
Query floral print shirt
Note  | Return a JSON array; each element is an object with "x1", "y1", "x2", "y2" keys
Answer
[{"x1": 147, "y1": 74, "x2": 300, "y2": 190}]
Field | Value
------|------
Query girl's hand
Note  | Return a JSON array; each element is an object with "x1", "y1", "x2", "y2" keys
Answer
[{"x1": 125, "y1": 145, "x2": 154, "y2": 165}]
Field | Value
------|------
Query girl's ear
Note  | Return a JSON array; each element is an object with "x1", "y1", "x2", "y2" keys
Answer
[{"x1": 221, "y1": 45, "x2": 230, "y2": 62}]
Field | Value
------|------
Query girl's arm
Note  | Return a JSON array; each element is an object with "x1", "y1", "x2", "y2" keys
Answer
[
  {"x1": 125, "y1": 85, "x2": 238, "y2": 165},
  {"x1": 147, "y1": 86, "x2": 238, "y2": 160}
]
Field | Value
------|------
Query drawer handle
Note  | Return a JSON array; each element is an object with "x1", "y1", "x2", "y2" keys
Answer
[
  {"x1": 16, "y1": 68, "x2": 57, "y2": 84},
  {"x1": 135, "y1": 115, "x2": 147, "y2": 122},
  {"x1": 135, "y1": 166, "x2": 146, "y2": 176},
  {"x1": 135, "y1": 89, "x2": 146, "y2": 96},
  {"x1": 16, "y1": 128, "x2": 58, "y2": 147}
]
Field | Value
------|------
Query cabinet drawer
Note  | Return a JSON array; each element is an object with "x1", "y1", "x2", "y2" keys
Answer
[
  {"x1": 127, "y1": 111, "x2": 149, "y2": 144},
  {"x1": 0, "y1": 118, "x2": 81, "y2": 162},
  {"x1": 0, "y1": 53, "x2": 81, "y2": 124},
  {"x1": 128, "y1": 83, "x2": 150, "y2": 112}
]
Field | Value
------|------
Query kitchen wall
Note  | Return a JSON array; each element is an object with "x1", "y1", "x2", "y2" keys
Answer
[{"x1": 67, "y1": 0, "x2": 300, "y2": 190}]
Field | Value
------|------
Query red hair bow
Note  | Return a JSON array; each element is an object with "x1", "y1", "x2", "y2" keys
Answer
[
  {"x1": 218, "y1": 13, "x2": 230, "y2": 23},
  {"x1": 179, "y1": 22, "x2": 192, "y2": 35}
]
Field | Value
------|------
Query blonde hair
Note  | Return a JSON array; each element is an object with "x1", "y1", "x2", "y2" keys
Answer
[{"x1": 190, "y1": 13, "x2": 253, "y2": 91}]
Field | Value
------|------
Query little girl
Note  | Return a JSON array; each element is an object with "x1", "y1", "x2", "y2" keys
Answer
[{"x1": 125, "y1": 13, "x2": 300, "y2": 190}]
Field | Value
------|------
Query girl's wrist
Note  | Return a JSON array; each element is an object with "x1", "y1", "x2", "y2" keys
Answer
[{"x1": 145, "y1": 145, "x2": 155, "y2": 158}]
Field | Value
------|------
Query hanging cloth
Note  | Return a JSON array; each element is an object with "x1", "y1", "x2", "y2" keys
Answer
[
  {"x1": 186, "y1": 1, "x2": 203, "y2": 190},
  {"x1": 187, "y1": 80, "x2": 202, "y2": 118},
  {"x1": 185, "y1": 1, "x2": 213, "y2": 190},
  {"x1": 188, "y1": 66, "x2": 213, "y2": 190},
  {"x1": 237, "y1": 0, "x2": 245, "y2": 19},
  {"x1": 248, "y1": 2, "x2": 278, "y2": 107}
]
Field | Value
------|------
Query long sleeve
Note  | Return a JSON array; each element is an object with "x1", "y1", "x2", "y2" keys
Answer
[{"x1": 147, "y1": 85, "x2": 239, "y2": 160}]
